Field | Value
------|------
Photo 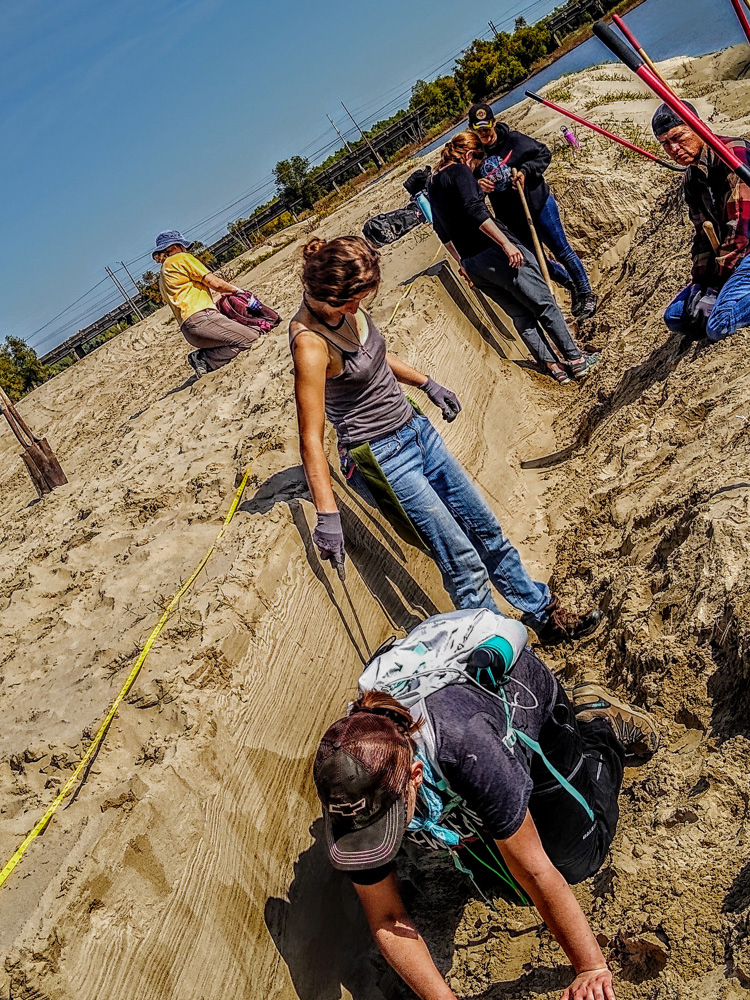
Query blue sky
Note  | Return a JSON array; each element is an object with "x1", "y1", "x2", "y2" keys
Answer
[{"x1": 2, "y1": 0, "x2": 566, "y2": 353}]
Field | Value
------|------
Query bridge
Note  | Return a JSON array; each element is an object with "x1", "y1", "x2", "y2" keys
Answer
[{"x1": 545, "y1": 0, "x2": 608, "y2": 46}]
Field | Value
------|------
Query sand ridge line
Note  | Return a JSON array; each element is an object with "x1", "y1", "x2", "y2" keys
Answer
[{"x1": 0, "y1": 464, "x2": 253, "y2": 892}]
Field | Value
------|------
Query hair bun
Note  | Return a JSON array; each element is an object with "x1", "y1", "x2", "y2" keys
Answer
[{"x1": 303, "y1": 237, "x2": 327, "y2": 261}]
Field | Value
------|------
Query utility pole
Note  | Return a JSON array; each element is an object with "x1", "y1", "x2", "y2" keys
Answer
[
  {"x1": 328, "y1": 113, "x2": 367, "y2": 174},
  {"x1": 341, "y1": 102, "x2": 384, "y2": 168},
  {"x1": 488, "y1": 19, "x2": 500, "y2": 37},
  {"x1": 120, "y1": 260, "x2": 143, "y2": 297},
  {"x1": 105, "y1": 266, "x2": 144, "y2": 322}
]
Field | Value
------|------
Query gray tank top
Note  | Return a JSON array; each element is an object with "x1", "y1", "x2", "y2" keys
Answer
[{"x1": 290, "y1": 309, "x2": 414, "y2": 447}]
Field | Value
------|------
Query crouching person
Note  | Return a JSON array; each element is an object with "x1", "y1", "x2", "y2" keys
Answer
[
  {"x1": 653, "y1": 103, "x2": 750, "y2": 342},
  {"x1": 313, "y1": 610, "x2": 660, "y2": 1000},
  {"x1": 152, "y1": 230, "x2": 262, "y2": 376}
]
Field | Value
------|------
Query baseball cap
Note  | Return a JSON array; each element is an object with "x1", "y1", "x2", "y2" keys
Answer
[
  {"x1": 313, "y1": 711, "x2": 413, "y2": 871},
  {"x1": 468, "y1": 102, "x2": 496, "y2": 130},
  {"x1": 651, "y1": 101, "x2": 698, "y2": 138}
]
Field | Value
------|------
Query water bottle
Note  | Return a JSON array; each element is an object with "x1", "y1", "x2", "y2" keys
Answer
[
  {"x1": 468, "y1": 619, "x2": 528, "y2": 690},
  {"x1": 414, "y1": 191, "x2": 432, "y2": 225},
  {"x1": 561, "y1": 125, "x2": 581, "y2": 150}
]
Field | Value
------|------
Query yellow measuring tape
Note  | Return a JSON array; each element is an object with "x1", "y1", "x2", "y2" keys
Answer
[{"x1": 0, "y1": 465, "x2": 252, "y2": 890}]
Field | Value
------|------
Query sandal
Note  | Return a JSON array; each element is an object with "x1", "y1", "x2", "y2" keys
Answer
[
  {"x1": 548, "y1": 363, "x2": 572, "y2": 384},
  {"x1": 568, "y1": 352, "x2": 601, "y2": 380}
]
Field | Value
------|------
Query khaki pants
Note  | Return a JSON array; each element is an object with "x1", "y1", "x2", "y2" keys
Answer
[{"x1": 181, "y1": 308, "x2": 259, "y2": 371}]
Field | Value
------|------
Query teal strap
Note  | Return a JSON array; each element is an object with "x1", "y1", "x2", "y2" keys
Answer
[{"x1": 513, "y1": 730, "x2": 595, "y2": 822}]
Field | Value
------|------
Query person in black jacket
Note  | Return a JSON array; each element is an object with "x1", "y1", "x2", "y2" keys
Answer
[
  {"x1": 468, "y1": 102, "x2": 597, "y2": 320},
  {"x1": 428, "y1": 130, "x2": 598, "y2": 384}
]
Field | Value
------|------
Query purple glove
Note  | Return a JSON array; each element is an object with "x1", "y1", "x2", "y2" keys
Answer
[
  {"x1": 313, "y1": 511, "x2": 346, "y2": 569},
  {"x1": 421, "y1": 378, "x2": 462, "y2": 423}
]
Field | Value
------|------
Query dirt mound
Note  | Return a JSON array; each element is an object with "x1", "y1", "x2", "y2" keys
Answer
[{"x1": 2, "y1": 47, "x2": 750, "y2": 1000}]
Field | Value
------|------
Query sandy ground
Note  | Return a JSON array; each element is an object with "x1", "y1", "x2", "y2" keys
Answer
[{"x1": 2, "y1": 44, "x2": 750, "y2": 1000}]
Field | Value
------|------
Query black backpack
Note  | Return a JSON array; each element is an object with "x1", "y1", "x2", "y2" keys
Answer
[
  {"x1": 362, "y1": 202, "x2": 425, "y2": 247},
  {"x1": 403, "y1": 166, "x2": 432, "y2": 196}
]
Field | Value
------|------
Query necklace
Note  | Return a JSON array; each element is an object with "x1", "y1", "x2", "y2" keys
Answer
[{"x1": 303, "y1": 296, "x2": 368, "y2": 354}]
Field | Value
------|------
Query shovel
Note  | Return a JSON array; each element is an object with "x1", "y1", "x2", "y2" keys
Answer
[{"x1": 0, "y1": 385, "x2": 67, "y2": 496}]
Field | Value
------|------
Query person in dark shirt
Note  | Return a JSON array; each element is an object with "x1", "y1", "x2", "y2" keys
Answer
[
  {"x1": 467, "y1": 101, "x2": 597, "y2": 320},
  {"x1": 652, "y1": 102, "x2": 750, "y2": 342},
  {"x1": 428, "y1": 130, "x2": 598, "y2": 384},
  {"x1": 313, "y1": 613, "x2": 660, "y2": 1000}
]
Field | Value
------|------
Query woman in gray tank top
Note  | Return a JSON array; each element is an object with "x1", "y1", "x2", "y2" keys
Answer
[{"x1": 289, "y1": 236, "x2": 601, "y2": 644}]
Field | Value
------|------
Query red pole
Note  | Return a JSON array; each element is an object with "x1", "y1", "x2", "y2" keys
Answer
[
  {"x1": 593, "y1": 20, "x2": 750, "y2": 186},
  {"x1": 612, "y1": 14, "x2": 666, "y2": 81},
  {"x1": 525, "y1": 90, "x2": 684, "y2": 170},
  {"x1": 728, "y1": 0, "x2": 750, "y2": 44}
]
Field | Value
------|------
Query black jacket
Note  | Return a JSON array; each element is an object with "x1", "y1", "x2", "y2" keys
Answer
[
  {"x1": 477, "y1": 122, "x2": 551, "y2": 240},
  {"x1": 428, "y1": 163, "x2": 515, "y2": 261}
]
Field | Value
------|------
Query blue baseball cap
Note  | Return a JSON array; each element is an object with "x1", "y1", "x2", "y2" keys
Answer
[{"x1": 152, "y1": 230, "x2": 192, "y2": 259}]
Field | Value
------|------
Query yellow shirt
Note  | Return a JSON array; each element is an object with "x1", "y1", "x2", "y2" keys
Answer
[{"x1": 159, "y1": 252, "x2": 216, "y2": 325}]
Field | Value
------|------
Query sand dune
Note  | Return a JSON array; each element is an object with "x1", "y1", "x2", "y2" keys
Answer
[{"x1": 2, "y1": 45, "x2": 750, "y2": 1000}]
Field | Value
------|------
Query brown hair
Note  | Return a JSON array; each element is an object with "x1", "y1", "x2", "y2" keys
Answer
[
  {"x1": 437, "y1": 130, "x2": 485, "y2": 170},
  {"x1": 349, "y1": 690, "x2": 422, "y2": 744},
  {"x1": 302, "y1": 236, "x2": 381, "y2": 307}
]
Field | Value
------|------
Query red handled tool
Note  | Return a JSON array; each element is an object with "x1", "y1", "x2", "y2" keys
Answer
[{"x1": 525, "y1": 89, "x2": 684, "y2": 171}]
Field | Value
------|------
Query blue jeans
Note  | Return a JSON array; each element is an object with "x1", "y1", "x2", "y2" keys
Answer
[
  {"x1": 361, "y1": 413, "x2": 551, "y2": 624},
  {"x1": 664, "y1": 253, "x2": 750, "y2": 341},
  {"x1": 525, "y1": 194, "x2": 592, "y2": 295}
]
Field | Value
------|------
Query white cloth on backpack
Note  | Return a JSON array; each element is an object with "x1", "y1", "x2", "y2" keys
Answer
[{"x1": 357, "y1": 609, "x2": 528, "y2": 776}]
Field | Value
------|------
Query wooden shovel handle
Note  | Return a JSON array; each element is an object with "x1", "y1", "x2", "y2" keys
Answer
[
  {"x1": 0, "y1": 402, "x2": 32, "y2": 448},
  {"x1": 0, "y1": 384, "x2": 37, "y2": 443}
]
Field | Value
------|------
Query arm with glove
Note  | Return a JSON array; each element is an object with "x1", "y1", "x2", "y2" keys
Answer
[
  {"x1": 386, "y1": 354, "x2": 462, "y2": 423},
  {"x1": 292, "y1": 330, "x2": 346, "y2": 572}
]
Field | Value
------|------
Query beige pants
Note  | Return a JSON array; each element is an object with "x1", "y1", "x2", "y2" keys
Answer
[{"x1": 181, "y1": 308, "x2": 259, "y2": 371}]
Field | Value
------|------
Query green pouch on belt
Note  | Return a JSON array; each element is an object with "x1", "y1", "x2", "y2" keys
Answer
[{"x1": 348, "y1": 441, "x2": 429, "y2": 552}]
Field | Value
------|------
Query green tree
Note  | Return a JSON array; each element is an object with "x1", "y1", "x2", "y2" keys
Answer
[
  {"x1": 137, "y1": 269, "x2": 163, "y2": 306},
  {"x1": 454, "y1": 39, "x2": 500, "y2": 102},
  {"x1": 508, "y1": 23, "x2": 551, "y2": 69},
  {"x1": 409, "y1": 76, "x2": 464, "y2": 127},
  {"x1": 273, "y1": 155, "x2": 318, "y2": 210},
  {"x1": 0, "y1": 337, "x2": 52, "y2": 401}
]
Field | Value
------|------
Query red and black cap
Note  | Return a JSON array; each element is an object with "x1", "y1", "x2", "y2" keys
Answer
[
  {"x1": 468, "y1": 102, "x2": 496, "y2": 130},
  {"x1": 313, "y1": 712, "x2": 412, "y2": 871}
]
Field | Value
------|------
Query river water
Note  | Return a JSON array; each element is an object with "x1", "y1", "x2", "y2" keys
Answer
[{"x1": 420, "y1": 0, "x2": 748, "y2": 155}]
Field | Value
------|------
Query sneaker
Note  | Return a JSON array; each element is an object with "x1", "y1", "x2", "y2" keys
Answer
[
  {"x1": 572, "y1": 291, "x2": 598, "y2": 319},
  {"x1": 572, "y1": 681, "x2": 660, "y2": 754},
  {"x1": 534, "y1": 601, "x2": 603, "y2": 646},
  {"x1": 187, "y1": 350, "x2": 210, "y2": 377},
  {"x1": 568, "y1": 352, "x2": 601, "y2": 380}
]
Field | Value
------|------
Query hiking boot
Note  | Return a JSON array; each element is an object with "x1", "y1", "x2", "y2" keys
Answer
[
  {"x1": 572, "y1": 681, "x2": 660, "y2": 755},
  {"x1": 568, "y1": 352, "x2": 601, "y2": 380},
  {"x1": 534, "y1": 601, "x2": 603, "y2": 646},
  {"x1": 187, "y1": 350, "x2": 210, "y2": 377},
  {"x1": 572, "y1": 291, "x2": 598, "y2": 319}
]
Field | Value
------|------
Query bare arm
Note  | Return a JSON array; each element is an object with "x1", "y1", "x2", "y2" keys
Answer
[
  {"x1": 354, "y1": 873, "x2": 457, "y2": 1000},
  {"x1": 202, "y1": 271, "x2": 244, "y2": 296},
  {"x1": 385, "y1": 352, "x2": 428, "y2": 388},
  {"x1": 497, "y1": 812, "x2": 615, "y2": 1000},
  {"x1": 292, "y1": 331, "x2": 338, "y2": 513},
  {"x1": 479, "y1": 218, "x2": 524, "y2": 268}
]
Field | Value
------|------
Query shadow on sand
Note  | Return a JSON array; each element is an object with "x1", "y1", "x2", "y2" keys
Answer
[{"x1": 240, "y1": 466, "x2": 439, "y2": 661}]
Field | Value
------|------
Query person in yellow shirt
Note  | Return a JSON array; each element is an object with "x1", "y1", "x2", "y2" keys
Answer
[{"x1": 152, "y1": 230, "x2": 261, "y2": 377}]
